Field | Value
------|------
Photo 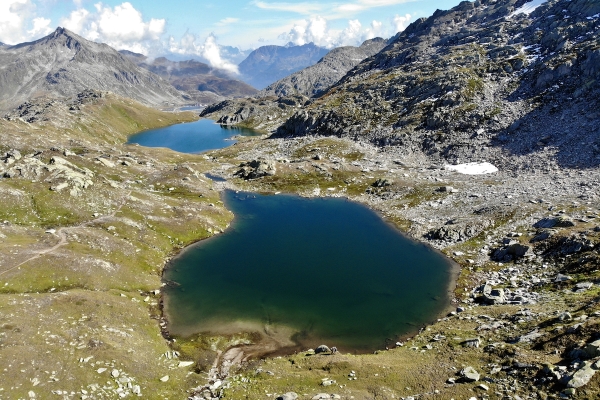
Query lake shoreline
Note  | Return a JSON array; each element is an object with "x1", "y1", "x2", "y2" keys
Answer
[{"x1": 160, "y1": 185, "x2": 462, "y2": 360}]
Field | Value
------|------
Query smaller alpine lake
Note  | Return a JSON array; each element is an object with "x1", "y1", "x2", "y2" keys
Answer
[
  {"x1": 163, "y1": 190, "x2": 456, "y2": 352},
  {"x1": 127, "y1": 119, "x2": 261, "y2": 153}
]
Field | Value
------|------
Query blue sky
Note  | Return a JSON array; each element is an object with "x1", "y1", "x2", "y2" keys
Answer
[{"x1": 0, "y1": 0, "x2": 464, "y2": 71}]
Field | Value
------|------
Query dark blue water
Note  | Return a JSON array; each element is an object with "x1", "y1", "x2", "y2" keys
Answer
[
  {"x1": 127, "y1": 119, "x2": 261, "y2": 153},
  {"x1": 164, "y1": 191, "x2": 455, "y2": 352}
]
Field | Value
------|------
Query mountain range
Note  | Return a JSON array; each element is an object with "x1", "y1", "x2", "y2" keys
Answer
[
  {"x1": 239, "y1": 43, "x2": 330, "y2": 89},
  {"x1": 0, "y1": 28, "x2": 184, "y2": 112},
  {"x1": 120, "y1": 51, "x2": 258, "y2": 104},
  {"x1": 204, "y1": 0, "x2": 600, "y2": 170},
  {"x1": 259, "y1": 37, "x2": 388, "y2": 98}
]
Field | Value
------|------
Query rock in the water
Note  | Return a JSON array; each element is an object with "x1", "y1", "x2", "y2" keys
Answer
[
  {"x1": 460, "y1": 366, "x2": 480, "y2": 382},
  {"x1": 315, "y1": 345, "x2": 331, "y2": 354}
]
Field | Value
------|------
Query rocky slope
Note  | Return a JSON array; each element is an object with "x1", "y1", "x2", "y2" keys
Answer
[
  {"x1": 0, "y1": 28, "x2": 185, "y2": 112},
  {"x1": 121, "y1": 51, "x2": 258, "y2": 104},
  {"x1": 0, "y1": 91, "x2": 238, "y2": 399},
  {"x1": 274, "y1": 0, "x2": 600, "y2": 171},
  {"x1": 259, "y1": 37, "x2": 387, "y2": 98},
  {"x1": 239, "y1": 43, "x2": 329, "y2": 89},
  {"x1": 203, "y1": 0, "x2": 600, "y2": 174}
]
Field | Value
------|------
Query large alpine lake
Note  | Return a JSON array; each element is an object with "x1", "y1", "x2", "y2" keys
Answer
[
  {"x1": 163, "y1": 191, "x2": 455, "y2": 352},
  {"x1": 131, "y1": 120, "x2": 455, "y2": 352},
  {"x1": 127, "y1": 119, "x2": 261, "y2": 153}
]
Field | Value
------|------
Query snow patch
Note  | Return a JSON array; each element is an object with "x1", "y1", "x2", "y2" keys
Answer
[
  {"x1": 510, "y1": 0, "x2": 548, "y2": 17},
  {"x1": 445, "y1": 162, "x2": 499, "y2": 175}
]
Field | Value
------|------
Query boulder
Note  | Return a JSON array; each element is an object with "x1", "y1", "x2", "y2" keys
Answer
[
  {"x1": 530, "y1": 230, "x2": 553, "y2": 243},
  {"x1": 583, "y1": 340, "x2": 600, "y2": 358},
  {"x1": 97, "y1": 157, "x2": 115, "y2": 168},
  {"x1": 277, "y1": 393, "x2": 299, "y2": 400},
  {"x1": 460, "y1": 366, "x2": 480, "y2": 382},
  {"x1": 462, "y1": 338, "x2": 482, "y2": 348},
  {"x1": 315, "y1": 345, "x2": 331, "y2": 354},
  {"x1": 492, "y1": 243, "x2": 531, "y2": 262},
  {"x1": 234, "y1": 159, "x2": 276, "y2": 180},
  {"x1": 566, "y1": 362, "x2": 597, "y2": 388},
  {"x1": 534, "y1": 217, "x2": 576, "y2": 229},
  {"x1": 481, "y1": 284, "x2": 506, "y2": 305},
  {"x1": 438, "y1": 186, "x2": 456, "y2": 193},
  {"x1": 574, "y1": 282, "x2": 594, "y2": 292},
  {"x1": 372, "y1": 178, "x2": 392, "y2": 188}
]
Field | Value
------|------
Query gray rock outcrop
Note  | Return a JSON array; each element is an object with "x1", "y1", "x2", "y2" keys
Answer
[{"x1": 234, "y1": 159, "x2": 276, "y2": 180}]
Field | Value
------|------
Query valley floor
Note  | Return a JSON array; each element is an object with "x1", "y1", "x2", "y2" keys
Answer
[{"x1": 1, "y1": 96, "x2": 599, "y2": 400}]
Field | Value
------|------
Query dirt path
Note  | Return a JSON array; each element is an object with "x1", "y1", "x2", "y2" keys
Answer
[{"x1": 0, "y1": 191, "x2": 132, "y2": 278}]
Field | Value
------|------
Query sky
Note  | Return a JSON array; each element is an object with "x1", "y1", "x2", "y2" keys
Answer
[{"x1": 0, "y1": 0, "x2": 464, "y2": 73}]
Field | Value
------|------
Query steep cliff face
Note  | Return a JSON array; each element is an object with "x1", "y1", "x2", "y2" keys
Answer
[
  {"x1": 274, "y1": 0, "x2": 600, "y2": 168},
  {"x1": 0, "y1": 28, "x2": 185, "y2": 112},
  {"x1": 259, "y1": 38, "x2": 388, "y2": 98},
  {"x1": 239, "y1": 43, "x2": 330, "y2": 89}
]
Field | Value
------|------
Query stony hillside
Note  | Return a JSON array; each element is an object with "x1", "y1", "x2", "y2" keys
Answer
[
  {"x1": 121, "y1": 51, "x2": 258, "y2": 104},
  {"x1": 0, "y1": 91, "x2": 240, "y2": 399},
  {"x1": 260, "y1": 37, "x2": 387, "y2": 98},
  {"x1": 274, "y1": 0, "x2": 600, "y2": 171},
  {"x1": 0, "y1": 28, "x2": 185, "y2": 112},
  {"x1": 239, "y1": 43, "x2": 329, "y2": 89}
]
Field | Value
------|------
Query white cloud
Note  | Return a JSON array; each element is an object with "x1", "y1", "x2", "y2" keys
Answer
[
  {"x1": 337, "y1": 0, "x2": 415, "y2": 13},
  {"x1": 279, "y1": 16, "x2": 338, "y2": 47},
  {"x1": 167, "y1": 32, "x2": 239, "y2": 75},
  {"x1": 364, "y1": 20, "x2": 384, "y2": 40},
  {"x1": 340, "y1": 19, "x2": 362, "y2": 45},
  {"x1": 59, "y1": 2, "x2": 166, "y2": 53},
  {"x1": 279, "y1": 15, "x2": 405, "y2": 48},
  {"x1": 0, "y1": 0, "x2": 36, "y2": 44},
  {"x1": 61, "y1": 8, "x2": 90, "y2": 34},
  {"x1": 202, "y1": 34, "x2": 239, "y2": 75},
  {"x1": 251, "y1": 1, "x2": 323, "y2": 14},
  {"x1": 392, "y1": 13, "x2": 412, "y2": 33},
  {"x1": 253, "y1": 0, "x2": 414, "y2": 16},
  {"x1": 28, "y1": 16, "x2": 52, "y2": 37},
  {"x1": 216, "y1": 17, "x2": 240, "y2": 26}
]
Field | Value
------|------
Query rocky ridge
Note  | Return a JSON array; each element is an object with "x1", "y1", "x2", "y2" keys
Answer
[
  {"x1": 259, "y1": 37, "x2": 387, "y2": 98},
  {"x1": 273, "y1": 0, "x2": 600, "y2": 170},
  {"x1": 202, "y1": 0, "x2": 600, "y2": 173},
  {"x1": 0, "y1": 27, "x2": 185, "y2": 112}
]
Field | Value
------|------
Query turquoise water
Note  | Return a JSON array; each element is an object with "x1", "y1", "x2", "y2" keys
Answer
[
  {"x1": 127, "y1": 119, "x2": 260, "y2": 153},
  {"x1": 163, "y1": 190, "x2": 455, "y2": 352}
]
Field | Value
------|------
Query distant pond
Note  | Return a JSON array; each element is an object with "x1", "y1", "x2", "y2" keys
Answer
[
  {"x1": 163, "y1": 190, "x2": 455, "y2": 352},
  {"x1": 127, "y1": 119, "x2": 261, "y2": 153}
]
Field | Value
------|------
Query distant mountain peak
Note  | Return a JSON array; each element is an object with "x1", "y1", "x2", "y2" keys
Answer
[{"x1": 0, "y1": 27, "x2": 184, "y2": 112}]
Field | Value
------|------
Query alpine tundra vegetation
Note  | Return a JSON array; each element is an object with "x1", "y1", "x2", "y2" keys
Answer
[{"x1": 0, "y1": 0, "x2": 599, "y2": 399}]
